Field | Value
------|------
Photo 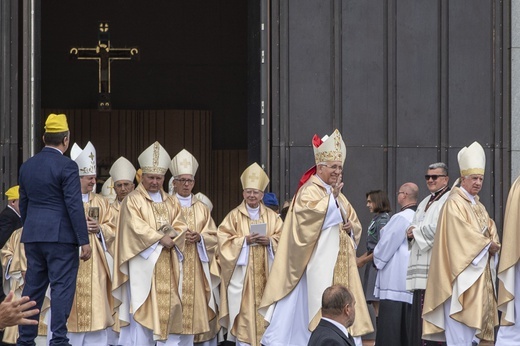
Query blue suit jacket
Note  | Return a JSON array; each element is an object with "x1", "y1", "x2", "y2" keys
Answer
[
  {"x1": 308, "y1": 319, "x2": 355, "y2": 346},
  {"x1": 19, "y1": 146, "x2": 88, "y2": 245}
]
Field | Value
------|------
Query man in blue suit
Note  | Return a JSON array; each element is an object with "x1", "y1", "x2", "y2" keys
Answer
[
  {"x1": 308, "y1": 285, "x2": 356, "y2": 346},
  {"x1": 17, "y1": 113, "x2": 91, "y2": 346}
]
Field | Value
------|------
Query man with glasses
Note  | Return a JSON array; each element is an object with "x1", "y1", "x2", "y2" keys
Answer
[
  {"x1": 406, "y1": 163, "x2": 450, "y2": 346},
  {"x1": 170, "y1": 149, "x2": 220, "y2": 346},
  {"x1": 260, "y1": 130, "x2": 373, "y2": 346},
  {"x1": 423, "y1": 142, "x2": 500, "y2": 345}
]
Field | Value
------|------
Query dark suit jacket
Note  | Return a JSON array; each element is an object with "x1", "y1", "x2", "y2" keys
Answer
[
  {"x1": 308, "y1": 319, "x2": 355, "y2": 346},
  {"x1": 19, "y1": 146, "x2": 88, "y2": 245},
  {"x1": 0, "y1": 206, "x2": 22, "y2": 248}
]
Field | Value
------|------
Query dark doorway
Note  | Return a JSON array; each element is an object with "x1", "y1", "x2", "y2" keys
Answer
[{"x1": 40, "y1": 0, "x2": 254, "y2": 222}]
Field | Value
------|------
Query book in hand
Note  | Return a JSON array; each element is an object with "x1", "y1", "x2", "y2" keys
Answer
[{"x1": 250, "y1": 223, "x2": 267, "y2": 237}]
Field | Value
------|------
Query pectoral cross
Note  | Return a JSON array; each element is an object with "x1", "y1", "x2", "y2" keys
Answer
[{"x1": 70, "y1": 22, "x2": 139, "y2": 110}]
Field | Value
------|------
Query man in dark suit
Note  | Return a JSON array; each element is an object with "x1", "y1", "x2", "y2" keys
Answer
[
  {"x1": 308, "y1": 285, "x2": 356, "y2": 346},
  {"x1": 17, "y1": 113, "x2": 91, "y2": 346}
]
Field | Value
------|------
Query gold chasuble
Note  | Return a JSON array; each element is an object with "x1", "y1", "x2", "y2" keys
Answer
[
  {"x1": 68, "y1": 193, "x2": 117, "y2": 333},
  {"x1": 112, "y1": 183, "x2": 187, "y2": 341},
  {"x1": 178, "y1": 197, "x2": 218, "y2": 336},
  {"x1": 423, "y1": 187, "x2": 500, "y2": 342},
  {"x1": 1, "y1": 228, "x2": 48, "y2": 343},
  {"x1": 498, "y1": 176, "x2": 520, "y2": 325},
  {"x1": 218, "y1": 201, "x2": 283, "y2": 346},
  {"x1": 259, "y1": 175, "x2": 373, "y2": 337}
]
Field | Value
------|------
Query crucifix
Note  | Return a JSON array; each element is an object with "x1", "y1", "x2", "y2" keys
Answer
[{"x1": 70, "y1": 22, "x2": 139, "y2": 110}]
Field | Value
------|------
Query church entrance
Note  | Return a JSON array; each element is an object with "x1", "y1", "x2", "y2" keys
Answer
[{"x1": 41, "y1": 0, "x2": 257, "y2": 222}]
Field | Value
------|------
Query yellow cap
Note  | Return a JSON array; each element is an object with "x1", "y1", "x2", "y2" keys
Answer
[
  {"x1": 5, "y1": 185, "x2": 19, "y2": 200},
  {"x1": 44, "y1": 113, "x2": 69, "y2": 133}
]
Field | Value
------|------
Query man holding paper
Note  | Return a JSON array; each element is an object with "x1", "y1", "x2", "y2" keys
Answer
[{"x1": 217, "y1": 163, "x2": 283, "y2": 346}]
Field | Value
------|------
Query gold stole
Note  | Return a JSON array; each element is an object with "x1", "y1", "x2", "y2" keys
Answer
[
  {"x1": 152, "y1": 202, "x2": 179, "y2": 339},
  {"x1": 333, "y1": 228, "x2": 350, "y2": 287},
  {"x1": 250, "y1": 219, "x2": 267, "y2": 346},
  {"x1": 471, "y1": 203, "x2": 496, "y2": 340},
  {"x1": 73, "y1": 201, "x2": 96, "y2": 331},
  {"x1": 180, "y1": 206, "x2": 197, "y2": 334}
]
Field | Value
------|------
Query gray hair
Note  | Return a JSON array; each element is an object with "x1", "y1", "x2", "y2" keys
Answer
[{"x1": 428, "y1": 162, "x2": 448, "y2": 175}]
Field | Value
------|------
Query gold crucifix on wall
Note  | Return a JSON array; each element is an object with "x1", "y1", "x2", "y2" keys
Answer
[{"x1": 70, "y1": 22, "x2": 139, "y2": 110}]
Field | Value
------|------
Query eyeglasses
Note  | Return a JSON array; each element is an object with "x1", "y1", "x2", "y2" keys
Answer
[
  {"x1": 425, "y1": 174, "x2": 447, "y2": 181},
  {"x1": 397, "y1": 191, "x2": 406, "y2": 196},
  {"x1": 320, "y1": 164, "x2": 343, "y2": 171},
  {"x1": 175, "y1": 178, "x2": 195, "y2": 185}
]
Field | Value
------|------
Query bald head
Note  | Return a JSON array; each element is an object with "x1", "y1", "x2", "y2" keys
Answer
[{"x1": 397, "y1": 182, "x2": 418, "y2": 208}]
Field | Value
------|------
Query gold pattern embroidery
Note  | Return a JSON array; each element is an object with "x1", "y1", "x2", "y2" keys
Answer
[
  {"x1": 75, "y1": 202, "x2": 94, "y2": 331},
  {"x1": 250, "y1": 219, "x2": 268, "y2": 345},
  {"x1": 333, "y1": 228, "x2": 350, "y2": 288},
  {"x1": 181, "y1": 206, "x2": 196, "y2": 333},
  {"x1": 152, "y1": 201, "x2": 174, "y2": 339}
]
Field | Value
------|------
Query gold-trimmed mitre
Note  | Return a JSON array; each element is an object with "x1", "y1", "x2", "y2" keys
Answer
[
  {"x1": 110, "y1": 156, "x2": 136, "y2": 183},
  {"x1": 195, "y1": 192, "x2": 213, "y2": 211},
  {"x1": 170, "y1": 149, "x2": 199, "y2": 177},
  {"x1": 138, "y1": 142, "x2": 171, "y2": 175},
  {"x1": 240, "y1": 162, "x2": 269, "y2": 191},
  {"x1": 313, "y1": 129, "x2": 346, "y2": 165},
  {"x1": 458, "y1": 141, "x2": 485, "y2": 176},
  {"x1": 70, "y1": 141, "x2": 97, "y2": 176},
  {"x1": 101, "y1": 177, "x2": 116, "y2": 203}
]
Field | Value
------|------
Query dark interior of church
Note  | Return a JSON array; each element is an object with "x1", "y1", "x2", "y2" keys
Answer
[{"x1": 41, "y1": 0, "x2": 249, "y2": 150}]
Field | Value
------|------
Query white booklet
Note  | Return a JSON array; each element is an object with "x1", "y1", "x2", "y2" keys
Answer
[{"x1": 250, "y1": 223, "x2": 267, "y2": 236}]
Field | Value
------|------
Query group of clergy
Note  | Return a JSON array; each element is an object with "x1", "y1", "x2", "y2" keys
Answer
[{"x1": 3, "y1": 119, "x2": 520, "y2": 346}]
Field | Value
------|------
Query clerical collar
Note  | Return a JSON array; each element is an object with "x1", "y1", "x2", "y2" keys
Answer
[
  {"x1": 460, "y1": 186, "x2": 477, "y2": 204},
  {"x1": 176, "y1": 194, "x2": 192, "y2": 207},
  {"x1": 431, "y1": 184, "x2": 450, "y2": 197},
  {"x1": 148, "y1": 191, "x2": 163, "y2": 203},
  {"x1": 314, "y1": 174, "x2": 332, "y2": 194},
  {"x1": 246, "y1": 204, "x2": 260, "y2": 220},
  {"x1": 400, "y1": 203, "x2": 417, "y2": 212},
  {"x1": 82, "y1": 193, "x2": 89, "y2": 203},
  {"x1": 425, "y1": 184, "x2": 450, "y2": 212}
]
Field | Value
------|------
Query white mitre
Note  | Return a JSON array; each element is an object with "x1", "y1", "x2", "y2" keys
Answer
[
  {"x1": 195, "y1": 192, "x2": 213, "y2": 212},
  {"x1": 458, "y1": 141, "x2": 486, "y2": 176},
  {"x1": 71, "y1": 141, "x2": 96, "y2": 176},
  {"x1": 101, "y1": 177, "x2": 116, "y2": 203},
  {"x1": 110, "y1": 156, "x2": 136, "y2": 183},
  {"x1": 138, "y1": 141, "x2": 171, "y2": 175},
  {"x1": 313, "y1": 129, "x2": 347, "y2": 165},
  {"x1": 170, "y1": 149, "x2": 199, "y2": 177}
]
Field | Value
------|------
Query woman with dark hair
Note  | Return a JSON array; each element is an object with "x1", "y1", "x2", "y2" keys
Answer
[{"x1": 357, "y1": 190, "x2": 391, "y2": 317}]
